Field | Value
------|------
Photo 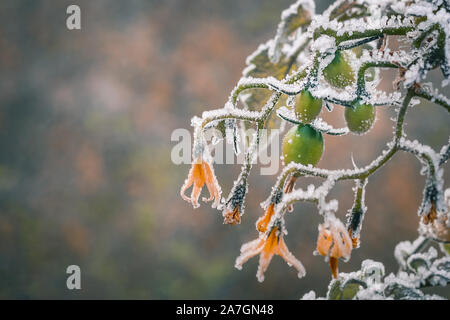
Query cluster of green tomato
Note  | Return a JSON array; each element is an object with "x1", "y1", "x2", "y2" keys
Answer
[{"x1": 282, "y1": 51, "x2": 376, "y2": 167}]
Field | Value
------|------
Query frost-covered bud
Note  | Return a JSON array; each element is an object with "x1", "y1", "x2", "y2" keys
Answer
[
  {"x1": 223, "y1": 184, "x2": 247, "y2": 225},
  {"x1": 346, "y1": 179, "x2": 368, "y2": 249},
  {"x1": 418, "y1": 187, "x2": 449, "y2": 243},
  {"x1": 346, "y1": 206, "x2": 364, "y2": 248},
  {"x1": 419, "y1": 181, "x2": 448, "y2": 226}
]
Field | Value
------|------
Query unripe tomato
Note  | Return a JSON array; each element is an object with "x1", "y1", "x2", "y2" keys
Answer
[
  {"x1": 323, "y1": 51, "x2": 355, "y2": 88},
  {"x1": 282, "y1": 124, "x2": 324, "y2": 166},
  {"x1": 344, "y1": 101, "x2": 376, "y2": 134},
  {"x1": 352, "y1": 44, "x2": 372, "y2": 59},
  {"x1": 294, "y1": 90, "x2": 322, "y2": 124}
]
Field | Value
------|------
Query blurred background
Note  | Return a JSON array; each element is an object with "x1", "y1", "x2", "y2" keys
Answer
[{"x1": 0, "y1": 0, "x2": 448, "y2": 299}]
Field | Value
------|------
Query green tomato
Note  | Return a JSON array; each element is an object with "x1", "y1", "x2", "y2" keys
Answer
[
  {"x1": 323, "y1": 51, "x2": 355, "y2": 89},
  {"x1": 282, "y1": 124, "x2": 324, "y2": 166},
  {"x1": 294, "y1": 90, "x2": 322, "y2": 124},
  {"x1": 352, "y1": 47, "x2": 364, "y2": 59},
  {"x1": 352, "y1": 44, "x2": 372, "y2": 59},
  {"x1": 344, "y1": 101, "x2": 376, "y2": 135}
]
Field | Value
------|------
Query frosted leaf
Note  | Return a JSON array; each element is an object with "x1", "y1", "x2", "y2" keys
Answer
[
  {"x1": 244, "y1": 42, "x2": 290, "y2": 81},
  {"x1": 406, "y1": 248, "x2": 437, "y2": 273},
  {"x1": 269, "y1": 0, "x2": 315, "y2": 63},
  {"x1": 394, "y1": 236, "x2": 428, "y2": 268},
  {"x1": 383, "y1": 275, "x2": 425, "y2": 300},
  {"x1": 362, "y1": 259, "x2": 385, "y2": 284}
]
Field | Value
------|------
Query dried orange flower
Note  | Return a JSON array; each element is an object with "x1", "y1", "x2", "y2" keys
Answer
[
  {"x1": 422, "y1": 203, "x2": 438, "y2": 225},
  {"x1": 235, "y1": 226, "x2": 306, "y2": 282},
  {"x1": 256, "y1": 203, "x2": 275, "y2": 233},
  {"x1": 316, "y1": 216, "x2": 353, "y2": 279},
  {"x1": 180, "y1": 157, "x2": 221, "y2": 209},
  {"x1": 223, "y1": 206, "x2": 241, "y2": 225},
  {"x1": 419, "y1": 197, "x2": 450, "y2": 242},
  {"x1": 348, "y1": 228, "x2": 360, "y2": 249},
  {"x1": 420, "y1": 213, "x2": 450, "y2": 243}
]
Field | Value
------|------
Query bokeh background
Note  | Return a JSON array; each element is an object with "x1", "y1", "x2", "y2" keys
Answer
[{"x1": 0, "y1": 0, "x2": 448, "y2": 299}]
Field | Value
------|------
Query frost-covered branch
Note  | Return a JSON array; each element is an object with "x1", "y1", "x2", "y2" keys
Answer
[
  {"x1": 414, "y1": 86, "x2": 450, "y2": 113},
  {"x1": 179, "y1": 0, "x2": 450, "y2": 294},
  {"x1": 303, "y1": 237, "x2": 450, "y2": 300}
]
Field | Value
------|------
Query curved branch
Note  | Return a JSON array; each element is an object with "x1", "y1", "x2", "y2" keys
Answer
[
  {"x1": 356, "y1": 61, "x2": 398, "y2": 97},
  {"x1": 414, "y1": 87, "x2": 450, "y2": 113}
]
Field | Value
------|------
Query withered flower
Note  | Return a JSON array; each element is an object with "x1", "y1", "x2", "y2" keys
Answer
[
  {"x1": 223, "y1": 206, "x2": 241, "y2": 225},
  {"x1": 180, "y1": 157, "x2": 221, "y2": 209},
  {"x1": 256, "y1": 203, "x2": 275, "y2": 233},
  {"x1": 316, "y1": 216, "x2": 353, "y2": 279},
  {"x1": 235, "y1": 225, "x2": 306, "y2": 282}
]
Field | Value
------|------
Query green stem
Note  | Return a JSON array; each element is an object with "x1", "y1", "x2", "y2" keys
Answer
[
  {"x1": 315, "y1": 26, "x2": 414, "y2": 44},
  {"x1": 356, "y1": 61, "x2": 398, "y2": 97},
  {"x1": 338, "y1": 36, "x2": 381, "y2": 51},
  {"x1": 395, "y1": 88, "x2": 414, "y2": 143},
  {"x1": 200, "y1": 112, "x2": 260, "y2": 129},
  {"x1": 231, "y1": 83, "x2": 269, "y2": 105},
  {"x1": 412, "y1": 23, "x2": 441, "y2": 49},
  {"x1": 414, "y1": 87, "x2": 450, "y2": 113}
]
